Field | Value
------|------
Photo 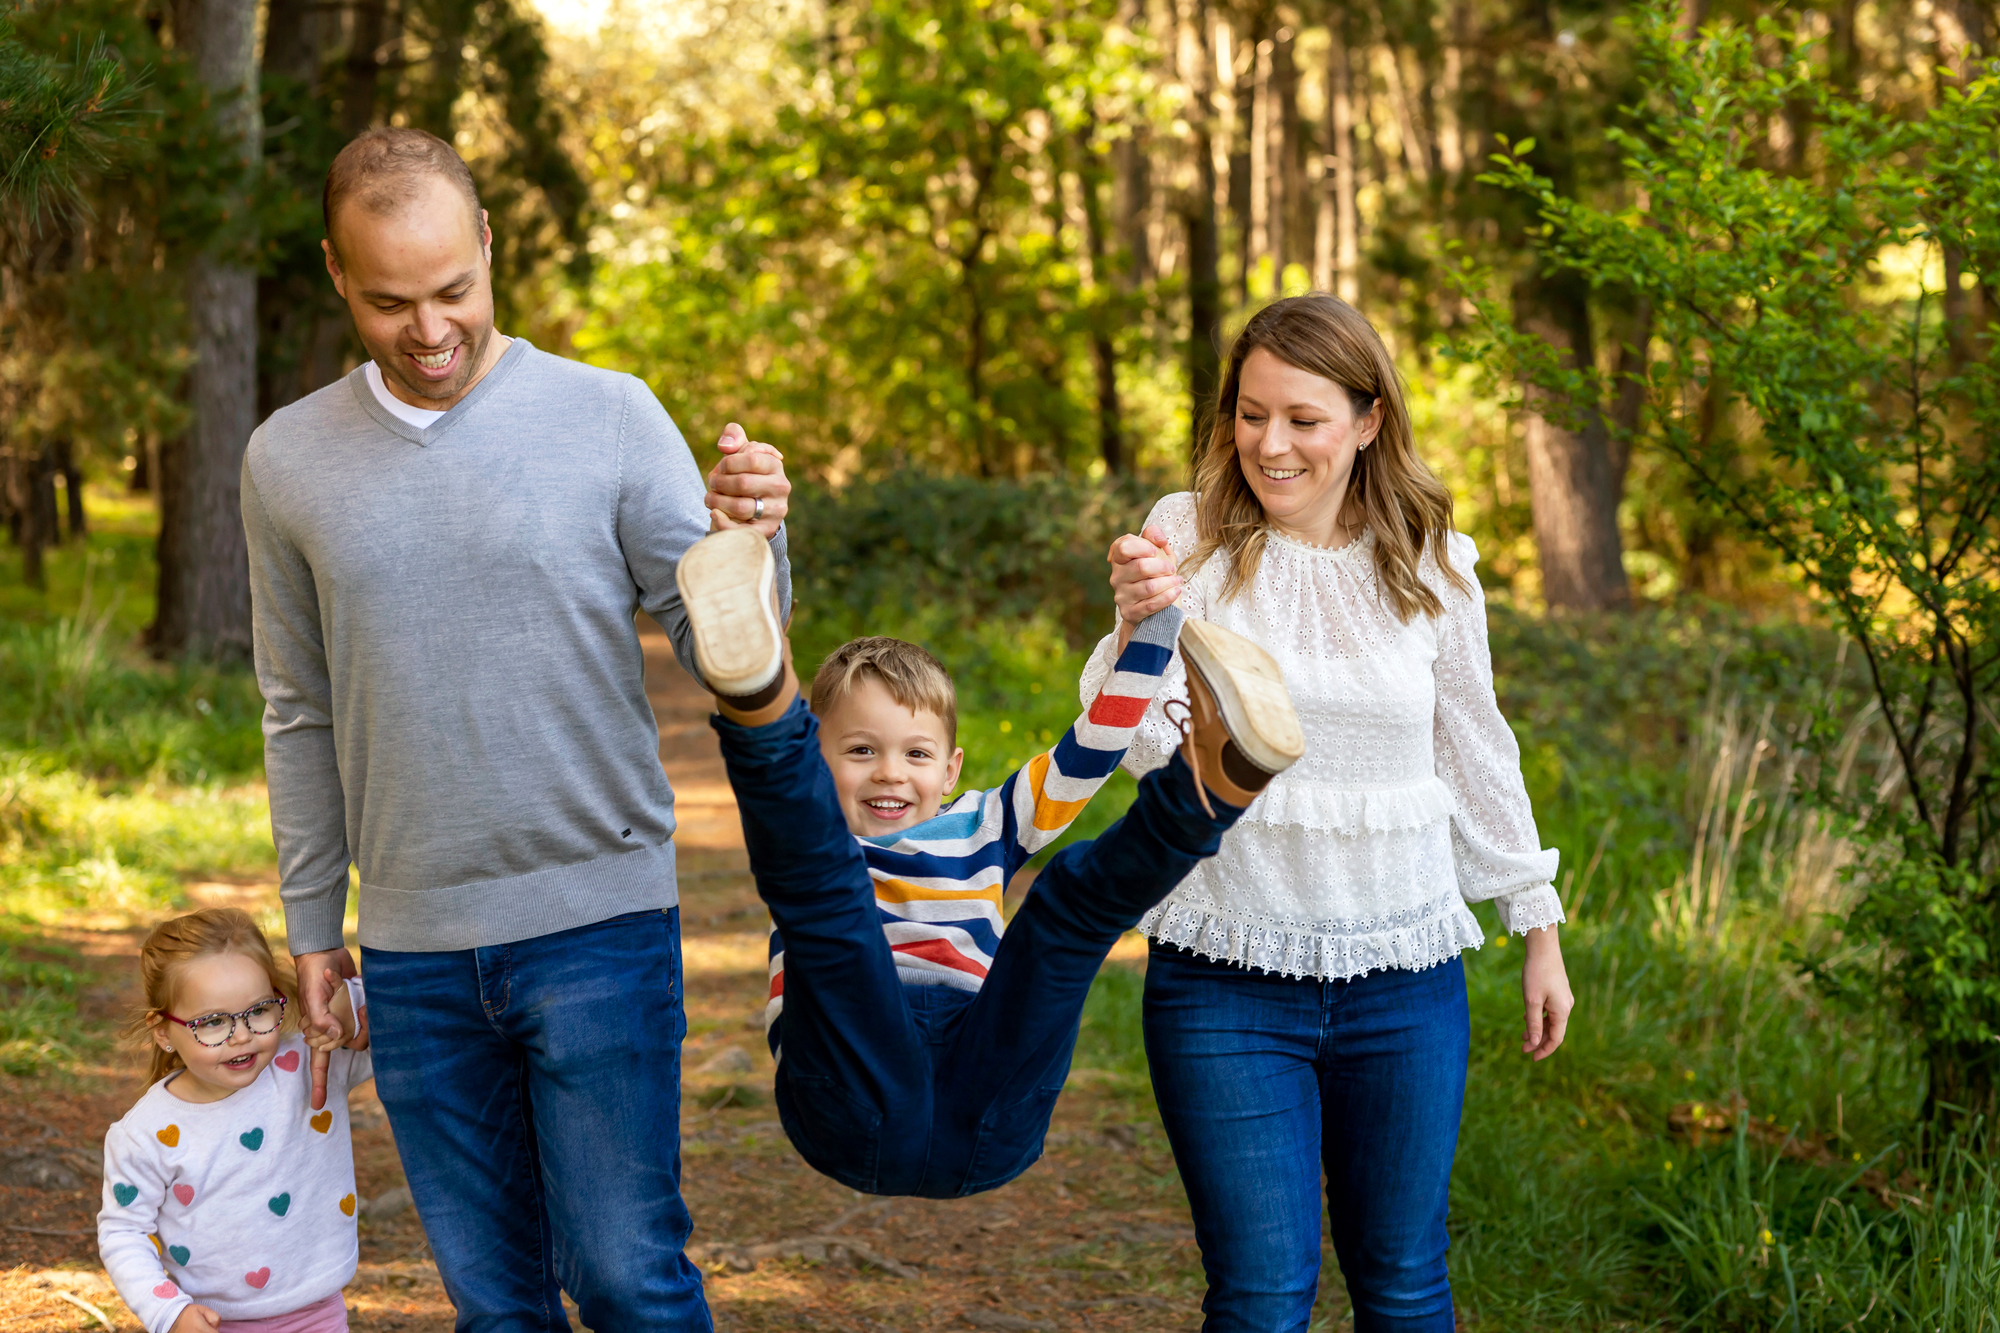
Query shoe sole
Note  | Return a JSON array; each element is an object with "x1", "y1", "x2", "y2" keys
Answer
[
  {"x1": 1179, "y1": 620, "x2": 1305, "y2": 776},
  {"x1": 674, "y1": 528, "x2": 782, "y2": 696}
]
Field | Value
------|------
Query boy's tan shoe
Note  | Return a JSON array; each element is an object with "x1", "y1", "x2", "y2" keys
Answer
[
  {"x1": 1177, "y1": 619, "x2": 1305, "y2": 811},
  {"x1": 675, "y1": 527, "x2": 795, "y2": 723}
]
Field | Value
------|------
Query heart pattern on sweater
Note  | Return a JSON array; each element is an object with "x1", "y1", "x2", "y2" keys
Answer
[
  {"x1": 153, "y1": 1281, "x2": 178, "y2": 1299},
  {"x1": 268, "y1": 1192, "x2": 291, "y2": 1217},
  {"x1": 239, "y1": 1128, "x2": 264, "y2": 1151},
  {"x1": 172, "y1": 1184, "x2": 194, "y2": 1206},
  {"x1": 339, "y1": 1193, "x2": 356, "y2": 1217},
  {"x1": 245, "y1": 1268, "x2": 271, "y2": 1289},
  {"x1": 310, "y1": 1110, "x2": 332, "y2": 1133},
  {"x1": 112, "y1": 1183, "x2": 138, "y2": 1207},
  {"x1": 155, "y1": 1126, "x2": 179, "y2": 1148},
  {"x1": 274, "y1": 1050, "x2": 300, "y2": 1072},
  {"x1": 169, "y1": 1245, "x2": 190, "y2": 1266}
]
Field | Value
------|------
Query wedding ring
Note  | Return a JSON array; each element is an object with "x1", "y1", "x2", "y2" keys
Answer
[{"x1": 753, "y1": 497, "x2": 765, "y2": 521}]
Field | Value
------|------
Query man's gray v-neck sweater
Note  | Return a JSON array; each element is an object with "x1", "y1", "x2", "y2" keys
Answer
[{"x1": 243, "y1": 338, "x2": 791, "y2": 954}]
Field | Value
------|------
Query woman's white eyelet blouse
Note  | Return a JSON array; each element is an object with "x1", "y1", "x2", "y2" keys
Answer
[{"x1": 1080, "y1": 492, "x2": 1564, "y2": 981}]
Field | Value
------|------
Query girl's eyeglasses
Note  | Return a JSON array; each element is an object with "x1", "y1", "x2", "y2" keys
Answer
[{"x1": 160, "y1": 995, "x2": 288, "y2": 1047}]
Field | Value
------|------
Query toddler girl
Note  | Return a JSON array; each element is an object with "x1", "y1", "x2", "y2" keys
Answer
[{"x1": 98, "y1": 908, "x2": 370, "y2": 1333}]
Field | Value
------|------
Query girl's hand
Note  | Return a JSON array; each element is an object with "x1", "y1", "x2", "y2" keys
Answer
[
  {"x1": 170, "y1": 1304, "x2": 221, "y2": 1333},
  {"x1": 1108, "y1": 526, "x2": 1181, "y2": 650},
  {"x1": 1521, "y1": 926, "x2": 1574, "y2": 1060},
  {"x1": 305, "y1": 969, "x2": 367, "y2": 1054},
  {"x1": 291, "y1": 948, "x2": 357, "y2": 1110}
]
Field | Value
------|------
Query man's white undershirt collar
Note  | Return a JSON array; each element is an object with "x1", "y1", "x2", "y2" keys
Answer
[{"x1": 364, "y1": 360, "x2": 448, "y2": 429}]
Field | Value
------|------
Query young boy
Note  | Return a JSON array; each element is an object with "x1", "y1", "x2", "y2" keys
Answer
[{"x1": 676, "y1": 525, "x2": 1304, "y2": 1198}]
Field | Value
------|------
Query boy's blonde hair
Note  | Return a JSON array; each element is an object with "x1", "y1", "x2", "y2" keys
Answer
[
  {"x1": 127, "y1": 908, "x2": 297, "y2": 1086},
  {"x1": 809, "y1": 637, "x2": 958, "y2": 744}
]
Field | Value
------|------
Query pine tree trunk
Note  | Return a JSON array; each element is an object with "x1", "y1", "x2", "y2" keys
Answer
[
  {"x1": 1181, "y1": 0, "x2": 1224, "y2": 453},
  {"x1": 259, "y1": 0, "x2": 350, "y2": 418},
  {"x1": 1248, "y1": 36, "x2": 1272, "y2": 277},
  {"x1": 1274, "y1": 26, "x2": 1300, "y2": 274},
  {"x1": 18, "y1": 446, "x2": 52, "y2": 589},
  {"x1": 156, "y1": 0, "x2": 259, "y2": 661},
  {"x1": 344, "y1": 0, "x2": 389, "y2": 136},
  {"x1": 1330, "y1": 30, "x2": 1359, "y2": 304},
  {"x1": 1514, "y1": 270, "x2": 1629, "y2": 611}
]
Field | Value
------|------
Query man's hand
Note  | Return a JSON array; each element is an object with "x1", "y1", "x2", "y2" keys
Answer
[
  {"x1": 1520, "y1": 926, "x2": 1574, "y2": 1061},
  {"x1": 291, "y1": 947, "x2": 357, "y2": 1109},
  {"x1": 169, "y1": 1303, "x2": 221, "y2": 1332},
  {"x1": 306, "y1": 973, "x2": 368, "y2": 1055},
  {"x1": 1107, "y1": 525, "x2": 1182, "y2": 652},
  {"x1": 704, "y1": 423, "x2": 790, "y2": 540}
]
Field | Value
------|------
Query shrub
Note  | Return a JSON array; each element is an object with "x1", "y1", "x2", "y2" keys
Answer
[{"x1": 1461, "y1": 0, "x2": 2000, "y2": 1124}]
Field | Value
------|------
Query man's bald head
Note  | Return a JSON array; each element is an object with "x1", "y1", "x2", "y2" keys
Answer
[{"x1": 323, "y1": 127, "x2": 483, "y2": 259}]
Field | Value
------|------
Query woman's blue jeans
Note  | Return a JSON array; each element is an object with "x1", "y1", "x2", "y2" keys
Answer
[{"x1": 1144, "y1": 944, "x2": 1469, "y2": 1333}]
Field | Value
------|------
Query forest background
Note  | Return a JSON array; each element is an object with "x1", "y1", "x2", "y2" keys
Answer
[{"x1": 5, "y1": 0, "x2": 2000, "y2": 1326}]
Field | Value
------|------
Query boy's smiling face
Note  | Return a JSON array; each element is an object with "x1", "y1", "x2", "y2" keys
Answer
[{"x1": 819, "y1": 677, "x2": 965, "y2": 837}]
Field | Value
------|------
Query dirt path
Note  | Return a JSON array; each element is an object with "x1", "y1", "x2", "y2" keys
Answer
[{"x1": 1, "y1": 623, "x2": 1349, "y2": 1332}]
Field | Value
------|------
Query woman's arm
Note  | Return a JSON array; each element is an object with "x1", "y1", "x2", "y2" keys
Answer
[
  {"x1": 1086, "y1": 496, "x2": 1205, "y2": 778},
  {"x1": 1430, "y1": 534, "x2": 1574, "y2": 1057}
]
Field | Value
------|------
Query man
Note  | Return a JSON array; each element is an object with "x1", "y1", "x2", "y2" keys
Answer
[{"x1": 242, "y1": 126, "x2": 788, "y2": 1330}]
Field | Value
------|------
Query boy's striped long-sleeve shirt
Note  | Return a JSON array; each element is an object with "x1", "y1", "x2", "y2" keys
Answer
[{"x1": 766, "y1": 607, "x2": 1182, "y2": 1035}]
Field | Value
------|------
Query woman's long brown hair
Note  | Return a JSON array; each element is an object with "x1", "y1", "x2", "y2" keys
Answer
[
  {"x1": 1188, "y1": 294, "x2": 1469, "y2": 620},
  {"x1": 127, "y1": 908, "x2": 297, "y2": 1086}
]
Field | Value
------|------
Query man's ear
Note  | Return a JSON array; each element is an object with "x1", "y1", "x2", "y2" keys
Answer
[
  {"x1": 322, "y1": 239, "x2": 347, "y2": 300},
  {"x1": 478, "y1": 208, "x2": 493, "y2": 265}
]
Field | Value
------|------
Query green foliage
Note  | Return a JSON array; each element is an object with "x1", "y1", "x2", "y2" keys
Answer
[
  {"x1": 1459, "y1": 0, "x2": 2000, "y2": 1121},
  {"x1": 0, "y1": 516, "x2": 274, "y2": 1077},
  {"x1": 786, "y1": 471, "x2": 1159, "y2": 646},
  {"x1": 572, "y1": 0, "x2": 1174, "y2": 478},
  {"x1": 0, "y1": 10, "x2": 146, "y2": 223}
]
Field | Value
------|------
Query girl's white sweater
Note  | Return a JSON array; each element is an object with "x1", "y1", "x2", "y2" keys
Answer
[
  {"x1": 1080, "y1": 492, "x2": 1563, "y2": 981},
  {"x1": 98, "y1": 999, "x2": 370, "y2": 1333}
]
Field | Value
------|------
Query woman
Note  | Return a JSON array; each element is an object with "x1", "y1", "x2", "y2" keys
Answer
[{"x1": 1082, "y1": 294, "x2": 1574, "y2": 1332}]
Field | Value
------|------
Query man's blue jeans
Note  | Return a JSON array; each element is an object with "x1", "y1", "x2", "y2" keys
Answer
[
  {"x1": 362, "y1": 909, "x2": 709, "y2": 1332},
  {"x1": 1144, "y1": 944, "x2": 1469, "y2": 1333},
  {"x1": 715, "y1": 696, "x2": 1240, "y2": 1198}
]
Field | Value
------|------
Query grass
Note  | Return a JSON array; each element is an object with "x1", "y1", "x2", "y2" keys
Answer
[
  {"x1": 0, "y1": 490, "x2": 276, "y2": 1077},
  {"x1": 9, "y1": 490, "x2": 1997, "y2": 1326}
]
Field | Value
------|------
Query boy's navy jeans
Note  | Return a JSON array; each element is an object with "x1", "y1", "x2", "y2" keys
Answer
[
  {"x1": 1144, "y1": 945, "x2": 1469, "y2": 1333},
  {"x1": 715, "y1": 696, "x2": 1239, "y2": 1198},
  {"x1": 362, "y1": 909, "x2": 709, "y2": 1333}
]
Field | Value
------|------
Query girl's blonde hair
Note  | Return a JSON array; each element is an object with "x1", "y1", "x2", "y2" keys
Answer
[
  {"x1": 1189, "y1": 294, "x2": 1470, "y2": 621},
  {"x1": 127, "y1": 908, "x2": 296, "y2": 1086}
]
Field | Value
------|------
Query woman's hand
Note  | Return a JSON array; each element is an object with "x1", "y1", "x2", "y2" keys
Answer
[
  {"x1": 1107, "y1": 525, "x2": 1182, "y2": 651},
  {"x1": 1520, "y1": 926, "x2": 1573, "y2": 1061}
]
